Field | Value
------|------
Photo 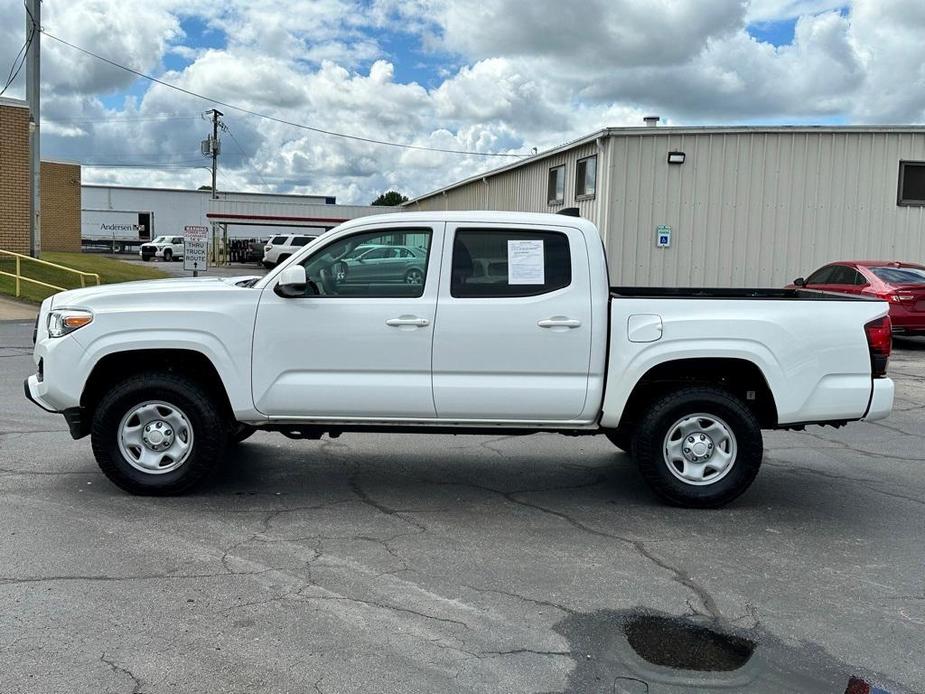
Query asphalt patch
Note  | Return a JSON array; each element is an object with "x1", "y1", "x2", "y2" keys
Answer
[{"x1": 554, "y1": 608, "x2": 902, "y2": 693}]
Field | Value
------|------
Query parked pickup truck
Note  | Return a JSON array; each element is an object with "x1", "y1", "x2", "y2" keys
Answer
[{"x1": 24, "y1": 211, "x2": 894, "y2": 507}]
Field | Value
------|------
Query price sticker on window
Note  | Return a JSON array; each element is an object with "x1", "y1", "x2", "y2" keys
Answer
[{"x1": 507, "y1": 239, "x2": 545, "y2": 285}]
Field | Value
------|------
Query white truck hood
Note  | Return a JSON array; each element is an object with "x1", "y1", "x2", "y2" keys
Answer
[{"x1": 51, "y1": 276, "x2": 258, "y2": 308}]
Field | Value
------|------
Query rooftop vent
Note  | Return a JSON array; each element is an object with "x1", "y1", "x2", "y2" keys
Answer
[{"x1": 644, "y1": 116, "x2": 660, "y2": 128}]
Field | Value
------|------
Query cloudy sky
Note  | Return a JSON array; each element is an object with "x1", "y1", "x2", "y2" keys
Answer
[{"x1": 1, "y1": 0, "x2": 924, "y2": 204}]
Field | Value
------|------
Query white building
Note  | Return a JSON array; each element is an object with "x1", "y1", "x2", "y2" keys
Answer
[
  {"x1": 405, "y1": 124, "x2": 925, "y2": 287},
  {"x1": 82, "y1": 184, "x2": 389, "y2": 243}
]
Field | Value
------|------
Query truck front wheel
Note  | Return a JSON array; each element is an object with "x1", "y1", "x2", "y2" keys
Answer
[
  {"x1": 90, "y1": 372, "x2": 228, "y2": 495},
  {"x1": 631, "y1": 387, "x2": 762, "y2": 508}
]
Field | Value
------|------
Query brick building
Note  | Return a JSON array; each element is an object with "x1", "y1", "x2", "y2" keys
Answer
[
  {"x1": 0, "y1": 97, "x2": 31, "y2": 254},
  {"x1": 41, "y1": 160, "x2": 81, "y2": 252},
  {"x1": 0, "y1": 97, "x2": 81, "y2": 255}
]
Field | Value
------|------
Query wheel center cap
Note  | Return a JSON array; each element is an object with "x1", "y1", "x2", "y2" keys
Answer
[
  {"x1": 683, "y1": 433, "x2": 715, "y2": 462},
  {"x1": 142, "y1": 420, "x2": 173, "y2": 449}
]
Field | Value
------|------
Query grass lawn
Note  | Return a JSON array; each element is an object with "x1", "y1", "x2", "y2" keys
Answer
[{"x1": 0, "y1": 252, "x2": 169, "y2": 303}]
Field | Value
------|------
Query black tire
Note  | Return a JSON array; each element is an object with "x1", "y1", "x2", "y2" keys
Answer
[
  {"x1": 142, "y1": 256, "x2": 152, "y2": 262},
  {"x1": 163, "y1": 249, "x2": 173, "y2": 262},
  {"x1": 90, "y1": 372, "x2": 228, "y2": 495},
  {"x1": 631, "y1": 387, "x2": 763, "y2": 508},
  {"x1": 230, "y1": 423, "x2": 257, "y2": 444},
  {"x1": 404, "y1": 267, "x2": 425, "y2": 286}
]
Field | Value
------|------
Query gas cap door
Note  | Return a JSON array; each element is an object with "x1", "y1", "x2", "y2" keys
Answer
[{"x1": 627, "y1": 314, "x2": 663, "y2": 343}]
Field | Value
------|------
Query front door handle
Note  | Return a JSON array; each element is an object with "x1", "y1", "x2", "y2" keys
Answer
[
  {"x1": 537, "y1": 317, "x2": 581, "y2": 329},
  {"x1": 386, "y1": 317, "x2": 430, "y2": 327}
]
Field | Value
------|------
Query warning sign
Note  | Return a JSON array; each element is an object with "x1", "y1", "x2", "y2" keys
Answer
[{"x1": 183, "y1": 225, "x2": 209, "y2": 273}]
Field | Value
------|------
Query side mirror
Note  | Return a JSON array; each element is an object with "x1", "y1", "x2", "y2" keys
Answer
[
  {"x1": 274, "y1": 265, "x2": 308, "y2": 298},
  {"x1": 793, "y1": 277, "x2": 806, "y2": 287}
]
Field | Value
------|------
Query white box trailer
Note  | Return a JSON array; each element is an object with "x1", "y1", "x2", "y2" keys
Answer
[{"x1": 81, "y1": 208, "x2": 153, "y2": 254}]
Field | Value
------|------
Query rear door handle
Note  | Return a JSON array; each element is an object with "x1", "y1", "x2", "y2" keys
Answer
[
  {"x1": 386, "y1": 317, "x2": 430, "y2": 327},
  {"x1": 537, "y1": 317, "x2": 581, "y2": 329}
]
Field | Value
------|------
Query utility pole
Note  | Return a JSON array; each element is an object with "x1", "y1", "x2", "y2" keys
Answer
[
  {"x1": 202, "y1": 109, "x2": 223, "y2": 264},
  {"x1": 206, "y1": 108, "x2": 222, "y2": 199},
  {"x1": 25, "y1": 0, "x2": 40, "y2": 257}
]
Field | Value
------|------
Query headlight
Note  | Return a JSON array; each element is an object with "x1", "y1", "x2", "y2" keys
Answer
[{"x1": 47, "y1": 309, "x2": 93, "y2": 338}]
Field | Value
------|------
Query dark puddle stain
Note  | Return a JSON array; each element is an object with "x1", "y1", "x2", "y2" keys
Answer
[{"x1": 553, "y1": 608, "x2": 905, "y2": 693}]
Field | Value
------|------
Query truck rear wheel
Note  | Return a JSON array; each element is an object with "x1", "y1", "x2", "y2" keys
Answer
[
  {"x1": 631, "y1": 387, "x2": 762, "y2": 508},
  {"x1": 90, "y1": 372, "x2": 228, "y2": 495}
]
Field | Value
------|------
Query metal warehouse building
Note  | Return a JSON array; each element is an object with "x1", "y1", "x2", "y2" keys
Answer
[{"x1": 405, "y1": 125, "x2": 925, "y2": 287}]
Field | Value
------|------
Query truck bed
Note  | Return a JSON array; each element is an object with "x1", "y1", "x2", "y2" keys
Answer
[{"x1": 611, "y1": 286, "x2": 875, "y2": 301}]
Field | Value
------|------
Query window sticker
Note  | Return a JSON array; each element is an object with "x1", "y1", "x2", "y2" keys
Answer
[{"x1": 507, "y1": 239, "x2": 545, "y2": 285}]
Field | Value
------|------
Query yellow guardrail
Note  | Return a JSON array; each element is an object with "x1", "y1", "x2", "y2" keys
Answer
[{"x1": 0, "y1": 249, "x2": 101, "y2": 298}]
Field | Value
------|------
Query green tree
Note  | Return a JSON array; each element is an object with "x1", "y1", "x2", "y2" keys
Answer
[{"x1": 371, "y1": 190, "x2": 408, "y2": 206}]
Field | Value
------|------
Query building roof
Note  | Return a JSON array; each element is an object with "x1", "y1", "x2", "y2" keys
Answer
[
  {"x1": 81, "y1": 182, "x2": 336, "y2": 202},
  {"x1": 405, "y1": 124, "x2": 925, "y2": 205},
  {"x1": 0, "y1": 96, "x2": 28, "y2": 109}
]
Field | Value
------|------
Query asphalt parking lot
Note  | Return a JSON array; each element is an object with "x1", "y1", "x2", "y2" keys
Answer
[{"x1": 1, "y1": 318, "x2": 923, "y2": 693}]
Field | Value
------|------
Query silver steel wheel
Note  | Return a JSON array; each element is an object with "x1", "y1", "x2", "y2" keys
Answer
[
  {"x1": 118, "y1": 401, "x2": 194, "y2": 475},
  {"x1": 405, "y1": 268, "x2": 424, "y2": 285},
  {"x1": 663, "y1": 412, "x2": 737, "y2": 486}
]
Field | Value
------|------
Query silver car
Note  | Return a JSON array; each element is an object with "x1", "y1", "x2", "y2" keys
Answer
[{"x1": 340, "y1": 244, "x2": 428, "y2": 285}]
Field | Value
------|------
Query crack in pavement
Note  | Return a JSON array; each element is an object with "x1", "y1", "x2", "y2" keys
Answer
[
  {"x1": 764, "y1": 458, "x2": 925, "y2": 507},
  {"x1": 462, "y1": 584, "x2": 576, "y2": 615},
  {"x1": 293, "y1": 593, "x2": 472, "y2": 630},
  {"x1": 348, "y1": 475, "x2": 428, "y2": 533},
  {"x1": 476, "y1": 648, "x2": 572, "y2": 658},
  {"x1": 430, "y1": 476, "x2": 722, "y2": 621},
  {"x1": 100, "y1": 652, "x2": 144, "y2": 694},
  {"x1": 0, "y1": 568, "x2": 275, "y2": 587}
]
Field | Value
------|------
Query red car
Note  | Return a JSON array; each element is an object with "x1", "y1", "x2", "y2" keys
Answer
[{"x1": 789, "y1": 261, "x2": 925, "y2": 335}]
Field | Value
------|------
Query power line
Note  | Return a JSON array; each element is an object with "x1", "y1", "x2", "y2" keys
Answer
[
  {"x1": 81, "y1": 162, "x2": 210, "y2": 169},
  {"x1": 0, "y1": 4, "x2": 35, "y2": 96},
  {"x1": 48, "y1": 114, "x2": 200, "y2": 123},
  {"x1": 41, "y1": 29, "x2": 528, "y2": 159},
  {"x1": 222, "y1": 122, "x2": 273, "y2": 191}
]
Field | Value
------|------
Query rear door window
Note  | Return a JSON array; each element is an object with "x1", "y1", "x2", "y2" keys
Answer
[{"x1": 451, "y1": 229, "x2": 571, "y2": 298}]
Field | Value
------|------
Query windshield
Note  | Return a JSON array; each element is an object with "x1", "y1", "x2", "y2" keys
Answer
[{"x1": 870, "y1": 266, "x2": 925, "y2": 284}]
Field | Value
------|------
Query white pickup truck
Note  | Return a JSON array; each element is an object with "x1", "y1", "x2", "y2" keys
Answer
[{"x1": 25, "y1": 211, "x2": 894, "y2": 507}]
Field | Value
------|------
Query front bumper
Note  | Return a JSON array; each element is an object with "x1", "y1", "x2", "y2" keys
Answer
[
  {"x1": 863, "y1": 378, "x2": 894, "y2": 421},
  {"x1": 23, "y1": 376, "x2": 88, "y2": 439}
]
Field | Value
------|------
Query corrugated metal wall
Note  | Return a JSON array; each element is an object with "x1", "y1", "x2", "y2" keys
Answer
[
  {"x1": 410, "y1": 140, "x2": 604, "y2": 227},
  {"x1": 609, "y1": 130, "x2": 925, "y2": 286},
  {"x1": 410, "y1": 129, "x2": 925, "y2": 287}
]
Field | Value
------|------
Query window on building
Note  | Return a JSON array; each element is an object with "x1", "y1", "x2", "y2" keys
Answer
[
  {"x1": 576, "y1": 155, "x2": 597, "y2": 198},
  {"x1": 898, "y1": 161, "x2": 925, "y2": 206},
  {"x1": 450, "y1": 229, "x2": 571, "y2": 298},
  {"x1": 547, "y1": 165, "x2": 565, "y2": 205}
]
